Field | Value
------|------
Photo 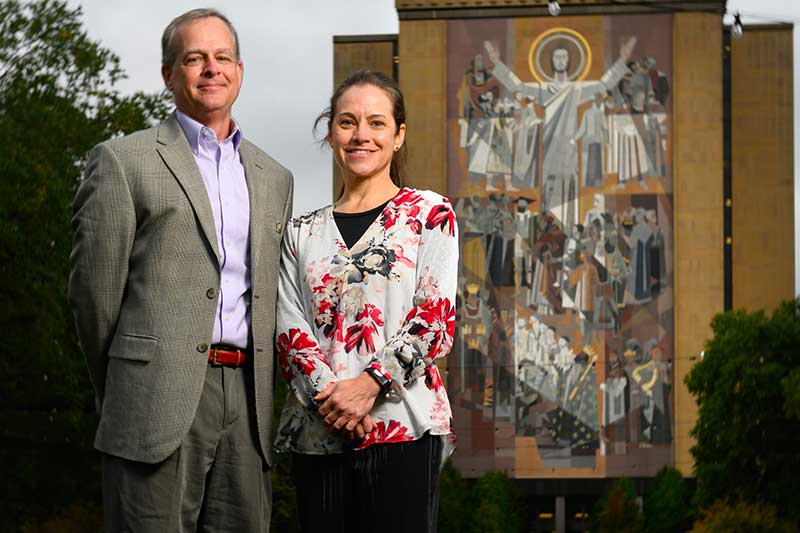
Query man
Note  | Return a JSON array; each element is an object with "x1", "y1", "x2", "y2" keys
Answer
[{"x1": 68, "y1": 9, "x2": 292, "y2": 531}]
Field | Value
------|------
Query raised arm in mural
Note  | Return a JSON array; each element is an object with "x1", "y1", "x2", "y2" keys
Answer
[{"x1": 482, "y1": 37, "x2": 636, "y2": 230}]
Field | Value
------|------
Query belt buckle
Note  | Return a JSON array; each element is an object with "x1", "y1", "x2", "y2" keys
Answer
[{"x1": 211, "y1": 348, "x2": 221, "y2": 366}]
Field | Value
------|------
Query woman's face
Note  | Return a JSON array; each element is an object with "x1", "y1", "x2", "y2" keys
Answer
[{"x1": 329, "y1": 84, "x2": 405, "y2": 183}]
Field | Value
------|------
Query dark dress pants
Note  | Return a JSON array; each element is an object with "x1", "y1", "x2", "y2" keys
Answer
[
  {"x1": 292, "y1": 432, "x2": 442, "y2": 533},
  {"x1": 102, "y1": 364, "x2": 271, "y2": 532}
]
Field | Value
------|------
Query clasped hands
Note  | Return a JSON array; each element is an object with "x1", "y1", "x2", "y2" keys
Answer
[{"x1": 315, "y1": 373, "x2": 380, "y2": 441}]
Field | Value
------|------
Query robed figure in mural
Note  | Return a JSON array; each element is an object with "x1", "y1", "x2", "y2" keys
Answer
[{"x1": 483, "y1": 37, "x2": 636, "y2": 231}]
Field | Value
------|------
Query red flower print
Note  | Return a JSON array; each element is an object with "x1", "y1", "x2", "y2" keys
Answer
[
  {"x1": 392, "y1": 243, "x2": 416, "y2": 269},
  {"x1": 393, "y1": 188, "x2": 423, "y2": 209},
  {"x1": 314, "y1": 299, "x2": 344, "y2": 341},
  {"x1": 312, "y1": 273, "x2": 343, "y2": 340},
  {"x1": 425, "y1": 204, "x2": 456, "y2": 236},
  {"x1": 408, "y1": 297, "x2": 456, "y2": 360},
  {"x1": 344, "y1": 323, "x2": 372, "y2": 355},
  {"x1": 357, "y1": 419, "x2": 414, "y2": 448},
  {"x1": 383, "y1": 189, "x2": 424, "y2": 230},
  {"x1": 277, "y1": 328, "x2": 321, "y2": 380},
  {"x1": 312, "y1": 273, "x2": 336, "y2": 294},
  {"x1": 424, "y1": 365, "x2": 444, "y2": 391},
  {"x1": 345, "y1": 304, "x2": 384, "y2": 356},
  {"x1": 356, "y1": 304, "x2": 384, "y2": 326}
]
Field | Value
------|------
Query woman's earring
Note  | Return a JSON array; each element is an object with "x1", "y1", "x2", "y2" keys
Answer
[{"x1": 394, "y1": 145, "x2": 400, "y2": 152}]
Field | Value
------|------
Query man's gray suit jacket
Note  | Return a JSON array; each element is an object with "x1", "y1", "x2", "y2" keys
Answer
[{"x1": 68, "y1": 114, "x2": 293, "y2": 464}]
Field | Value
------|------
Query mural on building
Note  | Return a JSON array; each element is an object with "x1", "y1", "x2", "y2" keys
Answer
[{"x1": 446, "y1": 15, "x2": 674, "y2": 477}]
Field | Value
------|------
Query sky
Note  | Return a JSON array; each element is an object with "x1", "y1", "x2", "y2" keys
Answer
[{"x1": 66, "y1": 0, "x2": 800, "y2": 291}]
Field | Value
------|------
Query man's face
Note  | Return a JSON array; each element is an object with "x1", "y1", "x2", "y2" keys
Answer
[
  {"x1": 161, "y1": 17, "x2": 243, "y2": 123},
  {"x1": 552, "y1": 48, "x2": 569, "y2": 74}
]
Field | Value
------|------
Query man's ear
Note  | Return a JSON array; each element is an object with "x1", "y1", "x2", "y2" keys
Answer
[{"x1": 161, "y1": 64, "x2": 173, "y2": 91}]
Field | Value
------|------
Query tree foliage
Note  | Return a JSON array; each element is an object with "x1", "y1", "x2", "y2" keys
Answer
[
  {"x1": 644, "y1": 466, "x2": 694, "y2": 533},
  {"x1": 591, "y1": 478, "x2": 644, "y2": 533},
  {"x1": 782, "y1": 367, "x2": 800, "y2": 421},
  {"x1": 689, "y1": 500, "x2": 798, "y2": 533},
  {"x1": 0, "y1": 0, "x2": 169, "y2": 528},
  {"x1": 468, "y1": 470, "x2": 526, "y2": 533},
  {"x1": 438, "y1": 460, "x2": 470, "y2": 533},
  {"x1": 685, "y1": 300, "x2": 800, "y2": 522}
]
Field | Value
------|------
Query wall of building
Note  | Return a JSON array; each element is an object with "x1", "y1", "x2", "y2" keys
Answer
[{"x1": 731, "y1": 26, "x2": 796, "y2": 313}]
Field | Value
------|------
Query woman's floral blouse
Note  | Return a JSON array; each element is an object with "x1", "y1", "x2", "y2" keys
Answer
[{"x1": 275, "y1": 188, "x2": 458, "y2": 457}]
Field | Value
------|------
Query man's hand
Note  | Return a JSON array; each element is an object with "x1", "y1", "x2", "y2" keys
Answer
[
  {"x1": 620, "y1": 36, "x2": 637, "y2": 63},
  {"x1": 315, "y1": 373, "x2": 380, "y2": 432}
]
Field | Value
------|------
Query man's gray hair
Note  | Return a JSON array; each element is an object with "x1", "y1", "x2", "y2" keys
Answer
[{"x1": 161, "y1": 8, "x2": 240, "y2": 67}]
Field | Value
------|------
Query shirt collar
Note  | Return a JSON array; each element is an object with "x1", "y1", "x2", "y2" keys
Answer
[{"x1": 175, "y1": 110, "x2": 242, "y2": 154}]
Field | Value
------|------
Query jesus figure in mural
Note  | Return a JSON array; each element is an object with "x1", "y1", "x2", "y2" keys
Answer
[{"x1": 483, "y1": 37, "x2": 636, "y2": 232}]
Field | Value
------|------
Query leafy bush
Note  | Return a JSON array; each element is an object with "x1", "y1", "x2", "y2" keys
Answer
[
  {"x1": 689, "y1": 500, "x2": 797, "y2": 533},
  {"x1": 438, "y1": 460, "x2": 470, "y2": 533},
  {"x1": 468, "y1": 470, "x2": 525, "y2": 533},
  {"x1": 645, "y1": 466, "x2": 694, "y2": 533},
  {"x1": 20, "y1": 503, "x2": 103, "y2": 533},
  {"x1": 591, "y1": 478, "x2": 643, "y2": 533}
]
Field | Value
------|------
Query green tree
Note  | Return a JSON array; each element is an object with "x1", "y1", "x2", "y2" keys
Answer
[
  {"x1": 438, "y1": 460, "x2": 470, "y2": 533},
  {"x1": 684, "y1": 300, "x2": 800, "y2": 523},
  {"x1": 591, "y1": 478, "x2": 644, "y2": 533},
  {"x1": 645, "y1": 466, "x2": 694, "y2": 533},
  {"x1": 468, "y1": 470, "x2": 526, "y2": 533},
  {"x1": 0, "y1": 0, "x2": 169, "y2": 529},
  {"x1": 782, "y1": 367, "x2": 800, "y2": 420},
  {"x1": 689, "y1": 500, "x2": 797, "y2": 533}
]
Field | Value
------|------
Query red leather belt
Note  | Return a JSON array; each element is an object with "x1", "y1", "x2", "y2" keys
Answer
[{"x1": 208, "y1": 345, "x2": 249, "y2": 367}]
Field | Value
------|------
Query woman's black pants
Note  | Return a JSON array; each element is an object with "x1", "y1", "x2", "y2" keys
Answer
[{"x1": 292, "y1": 432, "x2": 443, "y2": 533}]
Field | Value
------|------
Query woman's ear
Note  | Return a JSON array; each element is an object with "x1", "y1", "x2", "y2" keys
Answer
[{"x1": 395, "y1": 123, "x2": 406, "y2": 148}]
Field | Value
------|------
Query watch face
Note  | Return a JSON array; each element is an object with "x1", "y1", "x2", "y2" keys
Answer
[{"x1": 367, "y1": 368, "x2": 390, "y2": 392}]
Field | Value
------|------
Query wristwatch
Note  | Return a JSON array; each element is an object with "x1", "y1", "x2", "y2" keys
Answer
[{"x1": 364, "y1": 367, "x2": 392, "y2": 397}]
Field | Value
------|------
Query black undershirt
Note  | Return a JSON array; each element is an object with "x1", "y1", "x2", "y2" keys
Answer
[{"x1": 333, "y1": 200, "x2": 389, "y2": 249}]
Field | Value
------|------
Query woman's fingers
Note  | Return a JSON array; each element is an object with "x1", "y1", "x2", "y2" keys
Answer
[
  {"x1": 354, "y1": 423, "x2": 365, "y2": 440},
  {"x1": 314, "y1": 382, "x2": 336, "y2": 403},
  {"x1": 361, "y1": 414, "x2": 375, "y2": 433}
]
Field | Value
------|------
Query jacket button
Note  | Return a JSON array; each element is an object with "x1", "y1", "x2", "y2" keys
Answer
[
  {"x1": 197, "y1": 343, "x2": 208, "y2": 353},
  {"x1": 206, "y1": 288, "x2": 216, "y2": 299}
]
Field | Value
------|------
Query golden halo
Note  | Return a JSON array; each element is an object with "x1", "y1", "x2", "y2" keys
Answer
[{"x1": 528, "y1": 28, "x2": 592, "y2": 83}]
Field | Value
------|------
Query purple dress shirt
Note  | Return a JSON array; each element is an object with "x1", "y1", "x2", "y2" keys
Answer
[{"x1": 176, "y1": 111, "x2": 251, "y2": 349}]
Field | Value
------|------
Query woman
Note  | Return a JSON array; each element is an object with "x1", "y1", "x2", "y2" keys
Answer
[{"x1": 275, "y1": 69, "x2": 458, "y2": 532}]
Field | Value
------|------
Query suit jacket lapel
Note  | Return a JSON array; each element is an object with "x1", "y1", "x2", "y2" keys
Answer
[
  {"x1": 156, "y1": 115, "x2": 220, "y2": 262},
  {"x1": 240, "y1": 140, "x2": 274, "y2": 274}
]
